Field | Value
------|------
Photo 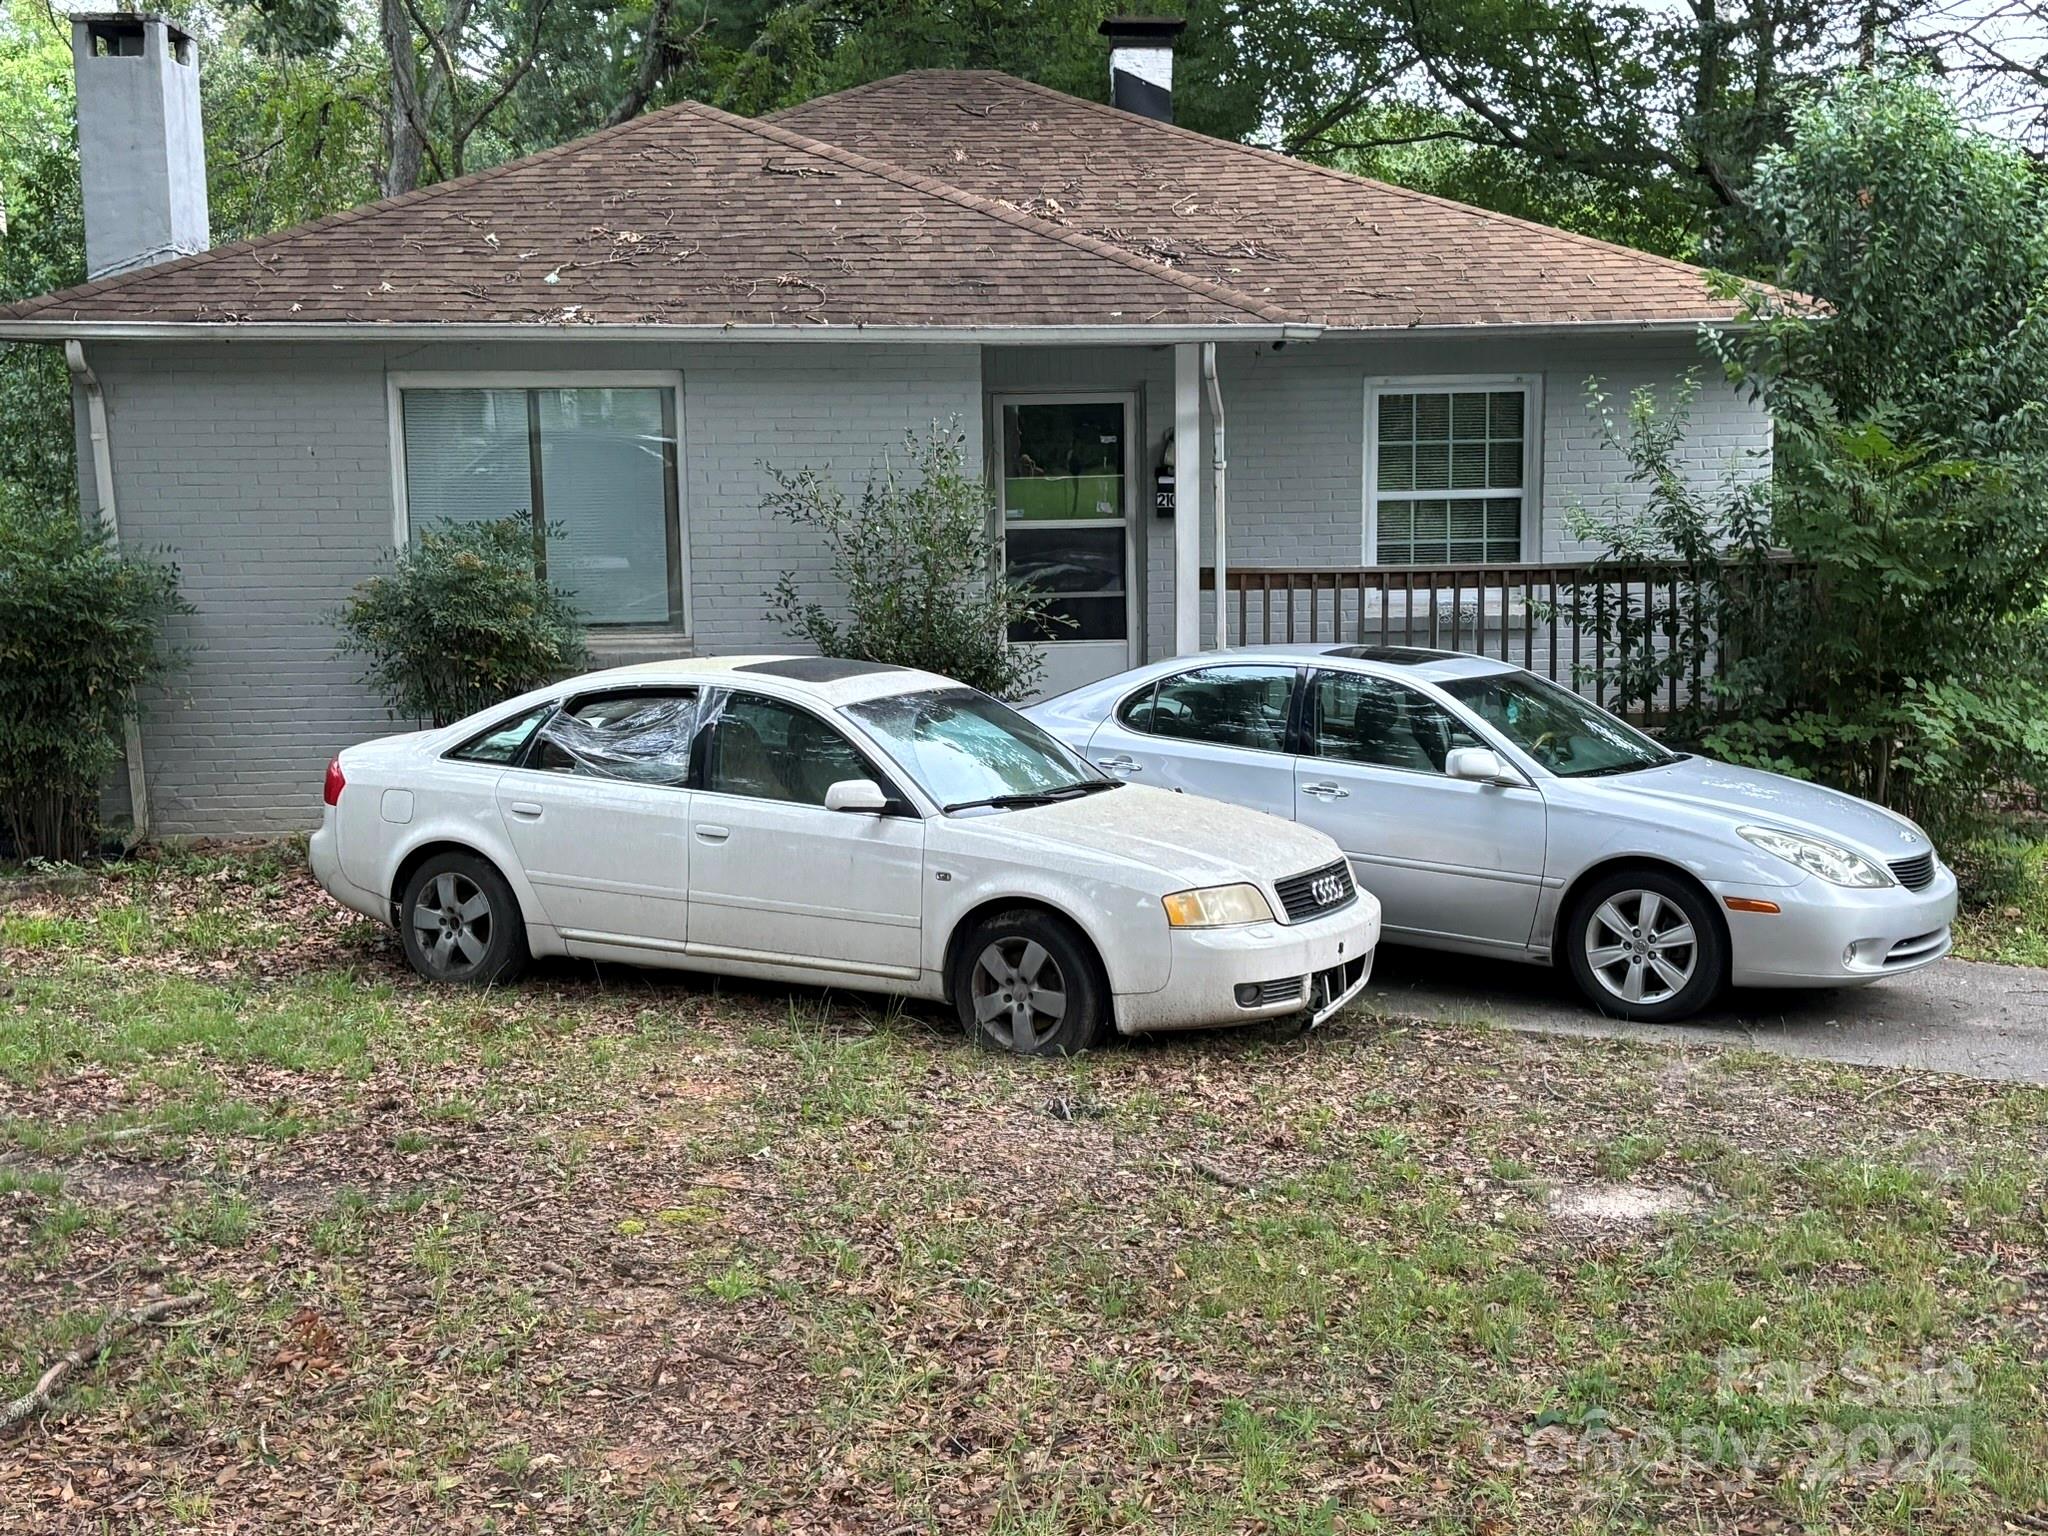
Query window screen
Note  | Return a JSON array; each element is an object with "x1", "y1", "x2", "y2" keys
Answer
[
  {"x1": 402, "y1": 384, "x2": 680, "y2": 626},
  {"x1": 1374, "y1": 389, "x2": 1526, "y2": 565}
]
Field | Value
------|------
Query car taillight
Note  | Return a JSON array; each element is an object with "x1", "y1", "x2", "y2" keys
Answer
[{"x1": 323, "y1": 758, "x2": 346, "y2": 806}]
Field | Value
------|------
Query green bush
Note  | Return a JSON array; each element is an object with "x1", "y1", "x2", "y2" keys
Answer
[
  {"x1": 337, "y1": 517, "x2": 588, "y2": 728},
  {"x1": 0, "y1": 505, "x2": 187, "y2": 861},
  {"x1": 765, "y1": 424, "x2": 1062, "y2": 697},
  {"x1": 1574, "y1": 77, "x2": 2048, "y2": 828}
]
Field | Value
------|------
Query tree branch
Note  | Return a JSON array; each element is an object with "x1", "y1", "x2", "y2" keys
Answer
[
  {"x1": 607, "y1": 0, "x2": 712, "y2": 128},
  {"x1": 1, "y1": 1295, "x2": 205, "y2": 1437}
]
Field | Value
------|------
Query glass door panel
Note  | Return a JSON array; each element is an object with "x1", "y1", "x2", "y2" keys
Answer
[{"x1": 999, "y1": 399, "x2": 1131, "y2": 663}]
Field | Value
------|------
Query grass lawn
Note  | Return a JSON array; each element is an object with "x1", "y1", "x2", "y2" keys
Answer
[{"x1": 3, "y1": 846, "x2": 2045, "y2": 1533}]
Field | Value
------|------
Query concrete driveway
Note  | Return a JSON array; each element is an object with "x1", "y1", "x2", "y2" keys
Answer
[{"x1": 1363, "y1": 946, "x2": 2048, "y2": 1085}]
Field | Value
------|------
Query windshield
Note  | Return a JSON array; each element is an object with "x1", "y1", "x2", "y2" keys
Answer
[
  {"x1": 1440, "y1": 671, "x2": 1681, "y2": 778},
  {"x1": 845, "y1": 689, "x2": 1111, "y2": 811}
]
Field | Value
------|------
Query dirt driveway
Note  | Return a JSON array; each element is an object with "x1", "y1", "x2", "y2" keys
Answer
[{"x1": 1366, "y1": 946, "x2": 2048, "y2": 1083}]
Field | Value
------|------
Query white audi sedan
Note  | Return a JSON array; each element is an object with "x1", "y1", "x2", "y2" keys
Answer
[
  {"x1": 1028, "y1": 645, "x2": 1958, "y2": 1023},
  {"x1": 310, "y1": 657, "x2": 1378, "y2": 1054}
]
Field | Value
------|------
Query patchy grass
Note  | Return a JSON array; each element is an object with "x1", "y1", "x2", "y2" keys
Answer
[
  {"x1": 1951, "y1": 826, "x2": 2048, "y2": 968},
  {"x1": 1, "y1": 847, "x2": 2045, "y2": 1532}
]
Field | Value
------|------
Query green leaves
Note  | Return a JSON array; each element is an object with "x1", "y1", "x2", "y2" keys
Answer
[
  {"x1": 0, "y1": 504, "x2": 189, "y2": 860},
  {"x1": 763, "y1": 424, "x2": 1059, "y2": 699},
  {"x1": 336, "y1": 517, "x2": 588, "y2": 729},
  {"x1": 1578, "y1": 76, "x2": 2048, "y2": 827}
]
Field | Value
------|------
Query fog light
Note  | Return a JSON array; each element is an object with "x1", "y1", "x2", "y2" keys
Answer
[
  {"x1": 1234, "y1": 983, "x2": 1259, "y2": 1007},
  {"x1": 1844, "y1": 944, "x2": 1858, "y2": 967}
]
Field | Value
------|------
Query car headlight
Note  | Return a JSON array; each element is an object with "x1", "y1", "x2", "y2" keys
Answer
[
  {"x1": 1162, "y1": 883, "x2": 1276, "y2": 928},
  {"x1": 1737, "y1": 826, "x2": 1892, "y2": 888}
]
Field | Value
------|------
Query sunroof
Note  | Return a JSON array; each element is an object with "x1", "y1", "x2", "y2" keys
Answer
[
  {"x1": 1322, "y1": 646, "x2": 1460, "y2": 664},
  {"x1": 733, "y1": 657, "x2": 907, "y2": 682}
]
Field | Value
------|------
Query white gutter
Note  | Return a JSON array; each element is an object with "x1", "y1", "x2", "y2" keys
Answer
[
  {"x1": 64, "y1": 340, "x2": 150, "y2": 846},
  {"x1": 2, "y1": 320, "x2": 1323, "y2": 346},
  {"x1": 1318, "y1": 318, "x2": 1751, "y2": 338},
  {"x1": 1200, "y1": 342, "x2": 1227, "y2": 650}
]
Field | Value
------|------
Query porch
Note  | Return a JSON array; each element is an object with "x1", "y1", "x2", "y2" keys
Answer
[{"x1": 987, "y1": 336, "x2": 1771, "y2": 701}]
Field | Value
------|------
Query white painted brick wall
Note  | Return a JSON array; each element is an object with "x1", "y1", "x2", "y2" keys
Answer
[
  {"x1": 82, "y1": 339, "x2": 981, "y2": 835},
  {"x1": 78, "y1": 329, "x2": 1761, "y2": 834}
]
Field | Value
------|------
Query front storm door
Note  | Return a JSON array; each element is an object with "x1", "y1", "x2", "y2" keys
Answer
[{"x1": 998, "y1": 395, "x2": 1137, "y2": 699}]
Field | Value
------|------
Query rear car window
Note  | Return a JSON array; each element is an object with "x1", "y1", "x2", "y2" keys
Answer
[
  {"x1": 529, "y1": 690, "x2": 700, "y2": 785},
  {"x1": 1120, "y1": 666, "x2": 1296, "y2": 754}
]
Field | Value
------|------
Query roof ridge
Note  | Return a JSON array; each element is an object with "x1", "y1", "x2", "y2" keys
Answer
[
  {"x1": 9, "y1": 84, "x2": 1304, "y2": 328},
  {"x1": 682, "y1": 98, "x2": 1304, "y2": 325},
  {"x1": 972, "y1": 72, "x2": 1745, "y2": 291},
  {"x1": 4, "y1": 97, "x2": 721, "y2": 320}
]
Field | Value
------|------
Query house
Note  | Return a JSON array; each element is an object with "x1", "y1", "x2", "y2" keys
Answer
[{"x1": 0, "y1": 14, "x2": 1768, "y2": 836}]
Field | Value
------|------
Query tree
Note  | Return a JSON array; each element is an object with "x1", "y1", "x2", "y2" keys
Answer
[
  {"x1": 1579, "y1": 76, "x2": 2048, "y2": 822},
  {"x1": 0, "y1": 0, "x2": 82, "y2": 516},
  {"x1": 765, "y1": 425, "x2": 1061, "y2": 698},
  {"x1": 1239, "y1": 0, "x2": 1888, "y2": 259}
]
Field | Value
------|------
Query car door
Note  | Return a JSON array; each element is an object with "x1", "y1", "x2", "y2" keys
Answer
[
  {"x1": 1078, "y1": 663, "x2": 1301, "y2": 819},
  {"x1": 1294, "y1": 667, "x2": 1547, "y2": 949},
  {"x1": 493, "y1": 688, "x2": 697, "y2": 951},
  {"x1": 686, "y1": 689, "x2": 925, "y2": 976}
]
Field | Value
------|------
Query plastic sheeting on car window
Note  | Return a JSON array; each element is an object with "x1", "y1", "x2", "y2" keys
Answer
[{"x1": 534, "y1": 692, "x2": 702, "y2": 786}]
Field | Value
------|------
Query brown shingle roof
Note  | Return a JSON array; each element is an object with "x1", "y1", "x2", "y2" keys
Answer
[
  {"x1": 4, "y1": 71, "x2": 1746, "y2": 333},
  {"x1": 773, "y1": 71, "x2": 1746, "y2": 330},
  {"x1": 1, "y1": 98, "x2": 1291, "y2": 330}
]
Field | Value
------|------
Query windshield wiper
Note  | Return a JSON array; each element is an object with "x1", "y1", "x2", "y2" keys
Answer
[
  {"x1": 943, "y1": 781, "x2": 1112, "y2": 814},
  {"x1": 1575, "y1": 752, "x2": 1688, "y2": 778}
]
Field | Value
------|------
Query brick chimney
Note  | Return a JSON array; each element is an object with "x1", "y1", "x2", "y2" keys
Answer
[
  {"x1": 1098, "y1": 16, "x2": 1185, "y2": 124},
  {"x1": 71, "y1": 12, "x2": 210, "y2": 280}
]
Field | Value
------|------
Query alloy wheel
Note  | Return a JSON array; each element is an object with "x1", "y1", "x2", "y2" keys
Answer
[
  {"x1": 1582, "y1": 889, "x2": 1697, "y2": 1006},
  {"x1": 411, "y1": 871, "x2": 494, "y2": 976},
  {"x1": 969, "y1": 937, "x2": 1070, "y2": 1052}
]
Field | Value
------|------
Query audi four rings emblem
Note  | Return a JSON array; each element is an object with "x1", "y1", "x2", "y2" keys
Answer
[{"x1": 1311, "y1": 872, "x2": 1347, "y2": 906}]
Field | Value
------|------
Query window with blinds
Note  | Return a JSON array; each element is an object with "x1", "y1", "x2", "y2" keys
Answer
[
  {"x1": 400, "y1": 384, "x2": 682, "y2": 626},
  {"x1": 1372, "y1": 387, "x2": 1528, "y2": 566}
]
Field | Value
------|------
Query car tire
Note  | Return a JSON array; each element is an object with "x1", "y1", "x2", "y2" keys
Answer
[
  {"x1": 399, "y1": 852, "x2": 530, "y2": 986},
  {"x1": 1563, "y1": 868, "x2": 1726, "y2": 1023},
  {"x1": 951, "y1": 909, "x2": 1108, "y2": 1056}
]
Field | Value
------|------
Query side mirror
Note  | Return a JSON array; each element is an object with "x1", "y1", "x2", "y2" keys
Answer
[
  {"x1": 824, "y1": 778, "x2": 889, "y2": 814},
  {"x1": 1445, "y1": 747, "x2": 1519, "y2": 786}
]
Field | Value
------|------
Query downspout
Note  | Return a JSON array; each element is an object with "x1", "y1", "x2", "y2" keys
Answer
[
  {"x1": 65, "y1": 340, "x2": 150, "y2": 845},
  {"x1": 1201, "y1": 342, "x2": 1228, "y2": 649}
]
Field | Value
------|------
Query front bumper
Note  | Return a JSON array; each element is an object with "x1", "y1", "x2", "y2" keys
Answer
[
  {"x1": 1714, "y1": 861, "x2": 1959, "y2": 987},
  {"x1": 1113, "y1": 896, "x2": 1380, "y2": 1034}
]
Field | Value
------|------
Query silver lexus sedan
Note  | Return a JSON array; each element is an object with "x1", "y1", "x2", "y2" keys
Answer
[{"x1": 1027, "y1": 645, "x2": 1957, "y2": 1022}]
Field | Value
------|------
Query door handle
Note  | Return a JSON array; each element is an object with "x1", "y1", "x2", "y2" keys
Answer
[
  {"x1": 1096, "y1": 754, "x2": 1142, "y2": 774},
  {"x1": 694, "y1": 824, "x2": 730, "y2": 843},
  {"x1": 507, "y1": 801, "x2": 543, "y2": 820},
  {"x1": 1302, "y1": 782, "x2": 1350, "y2": 799}
]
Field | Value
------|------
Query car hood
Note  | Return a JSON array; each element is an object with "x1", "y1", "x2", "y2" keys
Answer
[
  {"x1": 1582, "y1": 755, "x2": 1930, "y2": 862},
  {"x1": 951, "y1": 784, "x2": 1345, "y2": 890}
]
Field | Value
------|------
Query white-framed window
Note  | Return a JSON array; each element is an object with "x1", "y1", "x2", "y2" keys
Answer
[
  {"x1": 388, "y1": 371, "x2": 687, "y2": 629},
  {"x1": 1363, "y1": 377, "x2": 1541, "y2": 566}
]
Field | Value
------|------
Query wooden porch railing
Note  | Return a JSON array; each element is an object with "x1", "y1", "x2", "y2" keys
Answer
[{"x1": 1199, "y1": 562, "x2": 1753, "y2": 722}]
